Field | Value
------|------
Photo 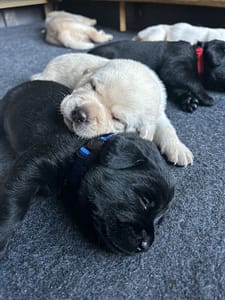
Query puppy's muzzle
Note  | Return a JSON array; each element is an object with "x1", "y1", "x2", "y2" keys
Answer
[{"x1": 71, "y1": 107, "x2": 88, "y2": 124}]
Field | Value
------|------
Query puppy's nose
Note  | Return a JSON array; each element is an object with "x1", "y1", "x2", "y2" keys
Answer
[
  {"x1": 139, "y1": 239, "x2": 150, "y2": 251},
  {"x1": 71, "y1": 108, "x2": 88, "y2": 124},
  {"x1": 137, "y1": 230, "x2": 152, "y2": 252}
]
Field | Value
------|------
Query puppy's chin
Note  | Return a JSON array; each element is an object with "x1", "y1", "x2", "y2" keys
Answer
[
  {"x1": 71, "y1": 123, "x2": 115, "y2": 139},
  {"x1": 93, "y1": 218, "x2": 155, "y2": 255},
  {"x1": 99, "y1": 233, "x2": 141, "y2": 255}
]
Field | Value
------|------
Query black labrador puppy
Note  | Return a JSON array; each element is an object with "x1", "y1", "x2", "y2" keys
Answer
[
  {"x1": 0, "y1": 80, "x2": 174, "y2": 256},
  {"x1": 89, "y1": 39, "x2": 225, "y2": 112}
]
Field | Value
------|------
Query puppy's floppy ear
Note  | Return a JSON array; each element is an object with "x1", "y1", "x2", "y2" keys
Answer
[
  {"x1": 78, "y1": 64, "x2": 106, "y2": 88},
  {"x1": 82, "y1": 68, "x2": 95, "y2": 76},
  {"x1": 82, "y1": 61, "x2": 109, "y2": 76},
  {"x1": 99, "y1": 134, "x2": 145, "y2": 170},
  {"x1": 205, "y1": 41, "x2": 225, "y2": 66}
]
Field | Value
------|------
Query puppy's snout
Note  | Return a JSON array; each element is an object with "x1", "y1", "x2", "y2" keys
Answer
[
  {"x1": 71, "y1": 107, "x2": 88, "y2": 124},
  {"x1": 137, "y1": 230, "x2": 152, "y2": 252}
]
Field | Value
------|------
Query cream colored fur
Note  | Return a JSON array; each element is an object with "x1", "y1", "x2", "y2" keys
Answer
[
  {"x1": 31, "y1": 53, "x2": 109, "y2": 89},
  {"x1": 45, "y1": 11, "x2": 113, "y2": 50},
  {"x1": 53, "y1": 57, "x2": 193, "y2": 166},
  {"x1": 134, "y1": 22, "x2": 225, "y2": 44}
]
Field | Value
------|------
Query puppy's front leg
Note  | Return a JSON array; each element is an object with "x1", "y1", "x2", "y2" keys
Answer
[
  {"x1": 87, "y1": 27, "x2": 113, "y2": 43},
  {"x1": 153, "y1": 113, "x2": 193, "y2": 166},
  {"x1": 0, "y1": 146, "x2": 66, "y2": 257},
  {"x1": 171, "y1": 86, "x2": 213, "y2": 113}
]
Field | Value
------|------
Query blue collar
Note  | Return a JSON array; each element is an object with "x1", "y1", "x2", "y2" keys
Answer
[{"x1": 68, "y1": 133, "x2": 114, "y2": 188}]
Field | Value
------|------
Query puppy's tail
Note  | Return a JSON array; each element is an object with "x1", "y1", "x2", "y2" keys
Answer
[{"x1": 30, "y1": 72, "x2": 44, "y2": 81}]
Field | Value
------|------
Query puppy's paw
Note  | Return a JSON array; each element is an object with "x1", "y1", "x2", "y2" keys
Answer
[
  {"x1": 180, "y1": 94, "x2": 199, "y2": 113},
  {"x1": 180, "y1": 92, "x2": 214, "y2": 111},
  {"x1": 89, "y1": 19, "x2": 97, "y2": 26},
  {"x1": 106, "y1": 33, "x2": 113, "y2": 41},
  {"x1": 98, "y1": 31, "x2": 113, "y2": 42},
  {"x1": 199, "y1": 94, "x2": 214, "y2": 107},
  {"x1": 161, "y1": 141, "x2": 193, "y2": 167}
]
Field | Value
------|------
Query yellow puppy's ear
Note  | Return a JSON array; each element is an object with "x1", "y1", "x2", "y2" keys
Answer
[
  {"x1": 82, "y1": 68, "x2": 93, "y2": 75},
  {"x1": 76, "y1": 68, "x2": 96, "y2": 88},
  {"x1": 82, "y1": 60, "x2": 109, "y2": 76},
  {"x1": 82, "y1": 66, "x2": 102, "y2": 76}
]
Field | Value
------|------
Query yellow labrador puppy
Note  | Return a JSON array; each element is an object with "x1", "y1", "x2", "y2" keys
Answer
[
  {"x1": 58, "y1": 58, "x2": 193, "y2": 166},
  {"x1": 45, "y1": 11, "x2": 113, "y2": 50},
  {"x1": 32, "y1": 53, "x2": 193, "y2": 166},
  {"x1": 134, "y1": 22, "x2": 225, "y2": 44}
]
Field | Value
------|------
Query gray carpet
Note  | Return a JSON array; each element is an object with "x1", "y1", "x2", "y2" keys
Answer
[{"x1": 0, "y1": 22, "x2": 225, "y2": 300}]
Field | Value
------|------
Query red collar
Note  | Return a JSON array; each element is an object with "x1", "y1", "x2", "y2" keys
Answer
[{"x1": 196, "y1": 46, "x2": 204, "y2": 78}]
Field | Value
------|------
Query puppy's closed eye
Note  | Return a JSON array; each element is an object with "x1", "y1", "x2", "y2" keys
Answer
[
  {"x1": 111, "y1": 115, "x2": 127, "y2": 130},
  {"x1": 134, "y1": 159, "x2": 146, "y2": 166},
  {"x1": 139, "y1": 196, "x2": 155, "y2": 210},
  {"x1": 112, "y1": 115, "x2": 127, "y2": 126},
  {"x1": 140, "y1": 197, "x2": 149, "y2": 210},
  {"x1": 112, "y1": 115, "x2": 121, "y2": 122},
  {"x1": 90, "y1": 80, "x2": 97, "y2": 91}
]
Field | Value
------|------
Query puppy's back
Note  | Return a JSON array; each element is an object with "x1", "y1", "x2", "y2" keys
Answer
[
  {"x1": 89, "y1": 40, "x2": 167, "y2": 69},
  {"x1": 2, "y1": 80, "x2": 71, "y2": 153},
  {"x1": 46, "y1": 11, "x2": 96, "y2": 26},
  {"x1": 31, "y1": 53, "x2": 109, "y2": 89}
]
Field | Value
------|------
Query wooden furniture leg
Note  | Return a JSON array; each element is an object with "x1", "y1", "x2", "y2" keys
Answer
[
  {"x1": 119, "y1": 1, "x2": 126, "y2": 32},
  {"x1": 44, "y1": 1, "x2": 53, "y2": 15}
]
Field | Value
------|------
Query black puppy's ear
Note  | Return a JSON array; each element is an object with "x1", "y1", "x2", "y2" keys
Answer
[
  {"x1": 99, "y1": 135, "x2": 145, "y2": 170},
  {"x1": 205, "y1": 41, "x2": 225, "y2": 66}
]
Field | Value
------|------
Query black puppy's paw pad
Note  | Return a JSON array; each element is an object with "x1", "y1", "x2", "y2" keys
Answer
[{"x1": 181, "y1": 96, "x2": 199, "y2": 113}]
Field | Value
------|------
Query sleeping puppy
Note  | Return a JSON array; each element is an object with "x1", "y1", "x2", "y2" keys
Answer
[
  {"x1": 0, "y1": 80, "x2": 174, "y2": 256},
  {"x1": 46, "y1": 10, "x2": 97, "y2": 27},
  {"x1": 134, "y1": 23, "x2": 225, "y2": 44},
  {"x1": 45, "y1": 11, "x2": 113, "y2": 50},
  {"x1": 59, "y1": 58, "x2": 193, "y2": 166},
  {"x1": 89, "y1": 39, "x2": 225, "y2": 112},
  {"x1": 32, "y1": 54, "x2": 193, "y2": 166}
]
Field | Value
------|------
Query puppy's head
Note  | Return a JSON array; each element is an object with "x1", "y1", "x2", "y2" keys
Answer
[
  {"x1": 204, "y1": 40, "x2": 225, "y2": 90},
  {"x1": 77, "y1": 133, "x2": 174, "y2": 255},
  {"x1": 60, "y1": 59, "x2": 162, "y2": 138}
]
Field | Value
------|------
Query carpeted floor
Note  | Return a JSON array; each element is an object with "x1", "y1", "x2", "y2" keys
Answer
[{"x1": 0, "y1": 22, "x2": 225, "y2": 300}]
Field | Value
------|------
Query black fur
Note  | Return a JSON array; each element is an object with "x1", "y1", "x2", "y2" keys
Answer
[
  {"x1": 0, "y1": 80, "x2": 174, "y2": 256},
  {"x1": 89, "y1": 39, "x2": 225, "y2": 112}
]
